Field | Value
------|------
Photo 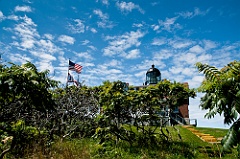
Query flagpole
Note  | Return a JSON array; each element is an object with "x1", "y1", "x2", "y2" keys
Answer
[
  {"x1": 66, "y1": 59, "x2": 69, "y2": 87},
  {"x1": 77, "y1": 74, "x2": 79, "y2": 87}
]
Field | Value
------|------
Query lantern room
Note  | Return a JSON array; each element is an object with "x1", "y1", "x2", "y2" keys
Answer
[{"x1": 145, "y1": 65, "x2": 161, "y2": 85}]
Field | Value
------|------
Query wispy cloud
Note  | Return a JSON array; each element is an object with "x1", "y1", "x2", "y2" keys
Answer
[
  {"x1": 125, "y1": 49, "x2": 141, "y2": 59},
  {"x1": 14, "y1": 5, "x2": 32, "y2": 12},
  {"x1": 96, "y1": 0, "x2": 109, "y2": 5},
  {"x1": 103, "y1": 59, "x2": 123, "y2": 68},
  {"x1": 68, "y1": 19, "x2": 85, "y2": 34},
  {"x1": 151, "y1": 38, "x2": 166, "y2": 46},
  {"x1": 102, "y1": 30, "x2": 145, "y2": 57},
  {"x1": 203, "y1": 40, "x2": 218, "y2": 50},
  {"x1": 152, "y1": 17, "x2": 181, "y2": 33},
  {"x1": 7, "y1": 15, "x2": 19, "y2": 21},
  {"x1": 11, "y1": 15, "x2": 39, "y2": 50},
  {"x1": 30, "y1": 50, "x2": 56, "y2": 61},
  {"x1": 116, "y1": 1, "x2": 145, "y2": 14},
  {"x1": 158, "y1": 17, "x2": 181, "y2": 32},
  {"x1": 0, "y1": 11, "x2": 4, "y2": 21},
  {"x1": 93, "y1": 9, "x2": 114, "y2": 28},
  {"x1": 4, "y1": 15, "x2": 63, "y2": 74},
  {"x1": 8, "y1": 53, "x2": 33, "y2": 64},
  {"x1": 37, "y1": 39, "x2": 60, "y2": 53},
  {"x1": 90, "y1": 28, "x2": 97, "y2": 33},
  {"x1": 75, "y1": 51, "x2": 95, "y2": 62},
  {"x1": 178, "y1": 7, "x2": 210, "y2": 19},
  {"x1": 58, "y1": 35, "x2": 75, "y2": 45},
  {"x1": 168, "y1": 38, "x2": 193, "y2": 49},
  {"x1": 189, "y1": 45, "x2": 205, "y2": 54},
  {"x1": 81, "y1": 40, "x2": 90, "y2": 45}
]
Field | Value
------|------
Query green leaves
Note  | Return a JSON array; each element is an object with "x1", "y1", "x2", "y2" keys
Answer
[
  {"x1": 196, "y1": 62, "x2": 221, "y2": 82},
  {"x1": 196, "y1": 60, "x2": 240, "y2": 154},
  {"x1": 95, "y1": 80, "x2": 196, "y2": 147},
  {"x1": 221, "y1": 118, "x2": 240, "y2": 152}
]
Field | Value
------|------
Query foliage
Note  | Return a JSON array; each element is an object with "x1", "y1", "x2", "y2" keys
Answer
[
  {"x1": 0, "y1": 62, "x2": 58, "y2": 124},
  {"x1": 0, "y1": 120, "x2": 48, "y2": 158},
  {"x1": 51, "y1": 86, "x2": 99, "y2": 139},
  {"x1": 196, "y1": 60, "x2": 240, "y2": 155},
  {"x1": 0, "y1": 62, "x2": 58, "y2": 158},
  {"x1": 95, "y1": 80, "x2": 196, "y2": 147},
  {"x1": 0, "y1": 61, "x2": 198, "y2": 158},
  {"x1": 17, "y1": 126, "x2": 237, "y2": 159}
]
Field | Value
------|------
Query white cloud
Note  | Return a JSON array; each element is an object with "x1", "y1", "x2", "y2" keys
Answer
[
  {"x1": 151, "y1": 24, "x2": 160, "y2": 31},
  {"x1": 104, "y1": 59, "x2": 123, "y2": 68},
  {"x1": 20, "y1": 39, "x2": 35, "y2": 49},
  {"x1": 203, "y1": 40, "x2": 217, "y2": 50},
  {"x1": 189, "y1": 45, "x2": 205, "y2": 53},
  {"x1": 7, "y1": 15, "x2": 19, "y2": 21},
  {"x1": 94, "y1": 9, "x2": 108, "y2": 20},
  {"x1": 156, "y1": 17, "x2": 182, "y2": 32},
  {"x1": 30, "y1": 51, "x2": 56, "y2": 61},
  {"x1": 0, "y1": 11, "x2": 4, "y2": 21},
  {"x1": 90, "y1": 28, "x2": 97, "y2": 33},
  {"x1": 169, "y1": 66, "x2": 195, "y2": 77},
  {"x1": 58, "y1": 35, "x2": 75, "y2": 44},
  {"x1": 14, "y1": 5, "x2": 32, "y2": 12},
  {"x1": 178, "y1": 11, "x2": 193, "y2": 19},
  {"x1": 11, "y1": 15, "x2": 39, "y2": 50},
  {"x1": 174, "y1": 52, "x2": 197, "y2": 66},
  {"x1": 188, "y1": 75, "x2": 204, "y2": 88},
  {"x1": 197, "y1": 53, "x2": 212, "y2": 63},
  {"x1": 178, "y1": 7, "x2": 210, "y2": 19},
  {"x1": 37, "y1": 39, "x2": 60, "y2": 53},
  {"x1": 96, "y1": 0, "x2": 109, "y2": 5},
  {"x1": 44, "y1": 34, "x2": 54, "y2": 40},
  {"x1": 125, "y1": 49, "x2": 140, "y2": 59},
  {"x1": 194, "y1": 7, "x2": 210, "y2": 16},
  {"x1": 103, "y1": 30, "x2": 145, "y2": 57},
  {"x1": 93, "y1": 9, "x2": 114, "y2": 28},
  {"x1": 81, "y1": 40, "x2": 90, "y2": 45},
  {"x1": 8, "y1": 53, "x2": 33, "y2": 64},
  {"x1": 151, "y1": 38, "x2": 166, "y2": 46},
  {"x1": 36, "y1": 61, "x2": 55, "y2": 73},
  {"x1": 153, "y1": 49, "x2": 173, "y2": 60},
  {"x1": 169, "y1": 66, "x2": 182, "y2": 74},
  {"x1": 88, "y1": 45, "x2": 97, "y2": 51},
  {"x1": 68, "y1": 19, "x2": 85, "y2": 34},
  {"x1": 133, "y1": 23, "x2": 144, "y2": 28},
  {"x1": 116, "y1": 1, "x2": 144, "y2": 14},
  {"x1": 102, "y1": 0, "x2": 109, "y2": 5},
  {"x1": 76, "y1": 52, "x2": 94, "y2": 61},
  {"x1": 169, "y1": 39, "x2": 193, "y2": 49}
]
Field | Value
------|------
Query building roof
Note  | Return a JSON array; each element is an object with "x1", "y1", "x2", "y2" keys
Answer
[{"x1": 146, "y1": 64, "x2": 161, "y2": 76}]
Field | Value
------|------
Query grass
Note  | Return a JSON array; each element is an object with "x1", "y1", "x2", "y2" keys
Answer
[
  {"x1": 195, "y1": 127, "x2": 228, "y2": 138},
  {"x1": 3, "y1": 126, "x2": 238, "y2": 159},
  {"x1": 179, "y1": 126, "x2": 238, "y2": 159}
]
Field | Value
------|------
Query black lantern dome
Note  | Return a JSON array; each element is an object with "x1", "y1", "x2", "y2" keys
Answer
[{"x1": 145, "y1": 65, "x2": 161, "y2": 85}]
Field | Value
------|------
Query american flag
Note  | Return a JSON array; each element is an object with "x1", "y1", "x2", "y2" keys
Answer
[{"x1": 69, "y1": 60, "x2": 83, "y2": 73}]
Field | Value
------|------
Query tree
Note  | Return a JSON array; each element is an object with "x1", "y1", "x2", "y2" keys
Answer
[
  {"x1": 196, "y1": 60, "x2": 240, "y2": 155},
  {"x1": 51, "y1": 86, "x2": 99, "y2": 139},
  {"x1": 0, "y1": 62, "x2": 58, "y2": 158},
  {"x1": 95, "y1": 80, "x2": 196, "y2": 147}
]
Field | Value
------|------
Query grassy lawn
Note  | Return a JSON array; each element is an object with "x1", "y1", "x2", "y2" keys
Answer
[
  {"x1": 179, "y1": 126, "x2": 238, "y2": 159},
  {"x1": 194, "y1": 127, "x2": 228, "y2": 138},
  {"x1": 7, "y1": 126, "x2": 238, "y2": 159}
]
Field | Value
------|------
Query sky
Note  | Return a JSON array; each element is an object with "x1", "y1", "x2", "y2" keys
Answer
[{"x1": 0, "y1": 0, "x2": 240, "y2": 129}]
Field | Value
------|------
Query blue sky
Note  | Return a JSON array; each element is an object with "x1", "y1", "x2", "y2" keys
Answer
[{"x1": 0, "y1": 0, "x2": 240, "y2": 128}]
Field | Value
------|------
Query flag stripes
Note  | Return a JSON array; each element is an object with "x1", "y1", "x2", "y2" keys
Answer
[{"x1": 69, "y1": 60, "x2": 82, "y2": 73}]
